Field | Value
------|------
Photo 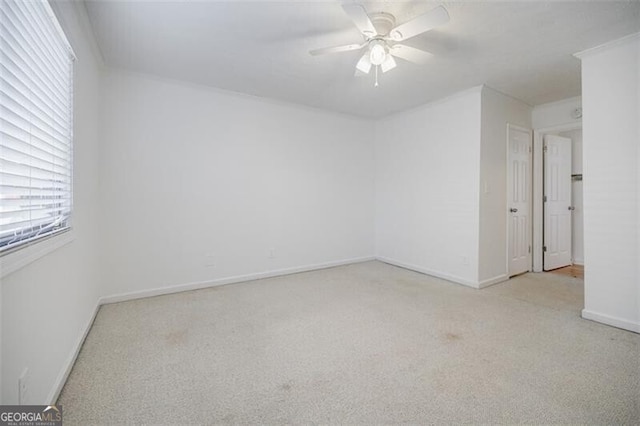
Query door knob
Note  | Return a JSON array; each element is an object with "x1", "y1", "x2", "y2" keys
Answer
[
  {"x1": 510, "y1": 208, "x2": 518, "y2": 213},
  {"x1": 568, "y1": 206, "x2": 575, "y2": 211}
]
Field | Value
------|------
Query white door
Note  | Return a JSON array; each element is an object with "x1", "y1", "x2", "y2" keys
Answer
[
  {"x1": 544, "y1": 135, "x2": 573, "y2": 270},
  {"x1": 507, "y1": 125, "x2": 532, "y2": 277}
]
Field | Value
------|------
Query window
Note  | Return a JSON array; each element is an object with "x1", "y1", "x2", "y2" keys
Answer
[{"x1": 0, "y1": 0, "x2": 74, "y2": 254}]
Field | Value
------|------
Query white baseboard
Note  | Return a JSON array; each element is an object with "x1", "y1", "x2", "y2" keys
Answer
[
  {"x1": 581, "y1": 309, "x2": 640, "y2": 333},
  {"x1": 47, "y1": 298, "x2": 101, "y2": 404},
  {"x1": 100, "y1": 256, "x2": 376, "y2": 305},
  {"x1": 478, "y1": 274, "x2": 509, "y2": 288},
  {"x1": 573, "y1": 259, "x2": 584, "y2": 266},
  {"x1": 376, "y1": 256, "x2": 480, "y2": 289}
]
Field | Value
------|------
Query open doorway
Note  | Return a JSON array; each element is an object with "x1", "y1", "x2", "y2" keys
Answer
[
  {"x1": 553, "y1": 128, "x2": 583, "y2": 268},
  {"x1": 543, "y1": 129, "x2": 583, "y2": 271},
  {"x1": 533, "y1": 123, "x2": 583, "y2": 273}
]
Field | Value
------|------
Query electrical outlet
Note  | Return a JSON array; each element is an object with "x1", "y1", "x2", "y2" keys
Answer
[
  {"x1": 18, "y1": 367, "x2": 29, "y2": 405},
  {"x1": 204, "y1": 253, "x2": 216, "y2": 267},
  {"x1": 268, "y1": 248, "x2": 276, "y2": 259}
]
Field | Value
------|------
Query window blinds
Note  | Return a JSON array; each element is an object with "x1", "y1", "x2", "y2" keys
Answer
[{"x1": 0, "y1": 0, "x2": 74, "y2": 253}]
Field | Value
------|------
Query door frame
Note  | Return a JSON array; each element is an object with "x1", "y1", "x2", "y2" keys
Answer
[
  {"x1": 532, "y1": 122, "x2": 582, "y2": 272},
  {"x1": 505, "y1": 123, "x2": 533, "y2": 277}
]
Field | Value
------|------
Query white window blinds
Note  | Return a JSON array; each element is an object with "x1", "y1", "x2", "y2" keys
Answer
[{"x1": 0, "y1": 0, "x2": 74, "y2": 254}]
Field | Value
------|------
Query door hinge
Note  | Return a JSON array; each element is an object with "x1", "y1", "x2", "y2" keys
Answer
[
  {"x1": 543, "y1": 246, "x2": 547, "y2": 252},
  {"x1": 543, "y1": 145, "x2": 548, "y2": 153},
  {"x1": 543, "y1": 195, "x2": 547, "y2": 202},
  {"x1": 528, "y1": 245, "x2": 531, "y2": 253}
]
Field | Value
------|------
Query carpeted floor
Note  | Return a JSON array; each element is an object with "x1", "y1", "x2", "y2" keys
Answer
[{"x1": 58, "y1": 261, "x2": 639, "y2": 424}]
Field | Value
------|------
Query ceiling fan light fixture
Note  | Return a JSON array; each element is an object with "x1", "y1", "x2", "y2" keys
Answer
[
  {"x1": 381, "y1": 54, "x2": 396, "y2": 73},
  {"x1": 356, "y1": 53, "x2": 372, "y2": 74},
  {"x1": 369, "y1": 41, "x2": 387, "y2": 65}
]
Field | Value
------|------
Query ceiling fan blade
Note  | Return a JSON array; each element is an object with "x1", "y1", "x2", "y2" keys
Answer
[
  {"x1": 342, "y1": 3, "x2": 377, "y2": 37},
  {"x1": 388, "y1": 5, "x2": 449, "y2": 42},
  {"x1": 381, "y1": 55, "x2": 396, "y2": 73},
  {"x1": 309, "y1": 43, "x2": 365, "y2": 56},
  {"x1": 355, "y1": 52, "x2": 372, "y2": 74},
  {"x1": 354, "y1": 68, "x2": 368, "y2": 77},
  {"x1": 389, "y1": 45, "x2": 434, "y2": 64}
]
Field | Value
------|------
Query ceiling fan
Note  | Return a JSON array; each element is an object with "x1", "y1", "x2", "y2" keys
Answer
[{"x1": 310, "y1": 3, "x2": 450, "y2": 86}]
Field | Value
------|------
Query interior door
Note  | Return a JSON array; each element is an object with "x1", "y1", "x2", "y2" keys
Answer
[
  {"x1": 543, "y1": 135, "x2": 572, "y2": 270},
  {"x1": 507, "y1": 125, "x2": 532, "y2": 277}
]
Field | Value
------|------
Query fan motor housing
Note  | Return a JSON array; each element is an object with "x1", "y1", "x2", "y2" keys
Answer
[{"x1": 369, "y1": 12, "x2": 396, "y2": 36}]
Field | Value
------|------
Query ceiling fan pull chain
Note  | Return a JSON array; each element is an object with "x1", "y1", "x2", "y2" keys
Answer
[{"x1": 375, "y1": 65, "x2": 379, "y2": 87}]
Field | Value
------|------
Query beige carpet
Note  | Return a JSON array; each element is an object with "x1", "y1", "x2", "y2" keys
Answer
[{"x1": 58, "y1": 261, "x2": 639, "y2": 424}]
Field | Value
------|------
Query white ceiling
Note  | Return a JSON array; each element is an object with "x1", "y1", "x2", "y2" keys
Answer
[{"x1": 84, "y1": 0, "x2": 640, "y2": 118}]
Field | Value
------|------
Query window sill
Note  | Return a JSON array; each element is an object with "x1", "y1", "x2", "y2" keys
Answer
[{"x1": 0, "y1": 229, "x2": 76, "y2": 279}]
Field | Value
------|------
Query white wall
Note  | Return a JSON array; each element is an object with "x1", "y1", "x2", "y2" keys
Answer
[
  {"x1": 99, "y1": 70, "x2": 375, "y2": 297},
  {"x1": 532, "y1": 96, "x2": 582, "y2": 129},
  {"x1": 479, "y1": 87, "x2": 532, "y2": 284},
  {"x1": 557, "y1": 128, "x2": 584, "y2": 264},
  {"x1": 374, "y1": 87, "x2": 482, "y2": 287},
  {"x1": 579, "y1": 33, "x2": 639, "y2": 333},
  {"x1": 374, "y1": 85, "x2": 531, "y2": 288},
  {"x1": 0, "y1": 3, "x2": 633, "y2": 406},
  {"x1": 0, "y1": 1, "x2": 103, "y2": 404}
]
